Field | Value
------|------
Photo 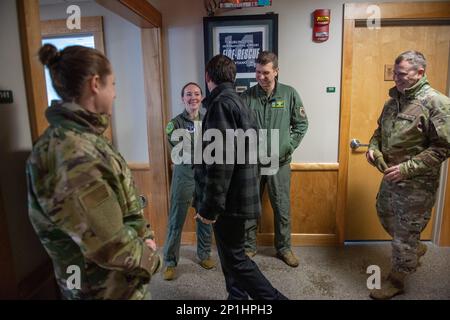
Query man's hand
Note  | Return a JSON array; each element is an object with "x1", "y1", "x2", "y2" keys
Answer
[
  {"x1": 145, "y1": 239, "x2": 157, "y2": 251},
  {"x1": 384, "y1": 165, "x2": 404, "y2": 183},
  {"x1": 194, "y1": 213, "x2": 216, "y2": 225},
  {"x1": 366, "y1": 149, "x2": 388, "y2": 173},
  {"x1": 366, "y1": 149, "x2": 375, "y2": 164}
]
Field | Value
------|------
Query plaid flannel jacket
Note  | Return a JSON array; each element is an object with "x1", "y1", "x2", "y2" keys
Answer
[{"x1": 193, "y1": 82, "x2": 261, "y2": 221}]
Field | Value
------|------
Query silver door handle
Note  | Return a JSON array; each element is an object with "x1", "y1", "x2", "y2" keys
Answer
[
  {"x1": 139, "y1": 195, "x2": 148, "y2": 208},
  {"x1": 350, "y1": 139, "x2": 369, "y2": 150}
]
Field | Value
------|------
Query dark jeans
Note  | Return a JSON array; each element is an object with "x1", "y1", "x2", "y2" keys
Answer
[{"x1": 213, "y1": 215, "x2": 288, "y2": 300}]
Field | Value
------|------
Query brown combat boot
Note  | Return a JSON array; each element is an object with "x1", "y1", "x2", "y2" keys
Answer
[
  {"x1": 416, "y1": 242, "x2": 428, "y2": 267},
  {"x1": 370, "y1": 271, "x2": 406, "y2": 300},
  {"x1": 163, "y1": 266, "x2": 176, "y2": 281},
  {"x1": 199, "y1": 258, "x2": 216, "y2": 270},
  {"x1": 417, "y1": 242, "x2": 427, "y2": 258},
  {"x1": 277, "y1": 249, "x2": 299, "y2": 268}
]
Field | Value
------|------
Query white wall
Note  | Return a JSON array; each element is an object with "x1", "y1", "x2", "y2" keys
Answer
[
  {"x1": 40, "y1": 0, "x2": 150, "y2": 163},
  {"x1": 147, "y1": 0, "x2": 161, "y2": 11},
  {"x1": 158, "y1": 0, "x2": 441, "y2": 163},
  {"x1": 0, "y1": 0, "x2": 48, "y2": 283}
]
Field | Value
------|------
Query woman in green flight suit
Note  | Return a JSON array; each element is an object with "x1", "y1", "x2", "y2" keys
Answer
[{"x1": 162, "y1": 82, "x2": 215, "y2": 280}]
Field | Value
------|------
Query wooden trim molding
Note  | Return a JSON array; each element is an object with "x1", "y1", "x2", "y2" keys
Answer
[
  {"x1": 257, "y1": 233, "x2": 338, "y2": 246},
  {"x1": 17, "y1": 0, "x2": 48, "y2": 143},
  {"x1": 95, "y1": 0, "x2": 161, "y2": 28},
  {"x1": 41, "y1": 16, "x2": 106, "y2": 56},
  {"x1": 291, "y1": 163, "x2": 339, "y2": 171},
  {"x1": 439, "y1": 168, "x2": 450, "y2": 246},
  {"x1": 128, "y1": 163, "x2": 151, "y2": 171},
  {"x1": 344, "y1": 2, "x2": 450, "y2": 20},
  {"x1": 336, "y1": 18, "x2": 355, "y2": 245},
  {"x1": 141, "y1": 28, "x2": 170, "y2": 246}
]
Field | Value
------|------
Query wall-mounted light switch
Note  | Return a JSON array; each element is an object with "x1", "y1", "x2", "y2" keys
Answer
[{"x1": 0, "y1": 90, "x2": 13, "y2": 104}]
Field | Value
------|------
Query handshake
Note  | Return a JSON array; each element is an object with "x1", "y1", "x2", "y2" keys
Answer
[{"x1": 366, "y1": 149, "x2": 388, "y2": 173}]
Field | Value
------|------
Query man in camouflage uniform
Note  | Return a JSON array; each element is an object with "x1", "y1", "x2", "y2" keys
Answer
[
  {"x1": 367, "y1": 51, "x2": 450, "y2": 299},
  {"x1": 27, "y1": 102, "x2": 161, "y2": 299}
]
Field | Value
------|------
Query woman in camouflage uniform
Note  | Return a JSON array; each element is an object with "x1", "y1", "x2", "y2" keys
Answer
[{"x1": 26, "y1": 44, "x2": 161, "y2": 299}]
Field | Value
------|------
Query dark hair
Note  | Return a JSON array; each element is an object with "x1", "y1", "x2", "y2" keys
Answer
[
  {"x1": 205, "y1": 54, "x2": 236, "y2": 85},
  {"x1": 256, "y1": 51, "x2": 278, "y2": 69},
  {"x1": 181, "y1": 82, "x2": 203, "y2": 97},
  {"x1": 39, "y1": 44, "x2": 112, "y2": 102}
]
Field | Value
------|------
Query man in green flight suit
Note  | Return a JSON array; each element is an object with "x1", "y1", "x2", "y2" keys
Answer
[
  {"x1": 367, "y1": 51, "x2": 450, "y2": 299},
  {"x1": 241, "y1": 51, "x2": 308, "y2": 267}
]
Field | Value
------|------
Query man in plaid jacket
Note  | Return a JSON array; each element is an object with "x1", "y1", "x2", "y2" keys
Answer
[{"x1": 193, "y1": 54, "x2": 287, "y2": 300}]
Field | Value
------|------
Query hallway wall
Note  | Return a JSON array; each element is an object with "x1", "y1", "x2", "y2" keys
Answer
[
  {"x1": 40, "y1": 0, "x2": 150, "y2": 163},
  {"x1": 157, "y1": 0, "x2": 441, "y2": 163},
  {"x1": 0, "y1": 0, "x2": 48, "y2": 288}
]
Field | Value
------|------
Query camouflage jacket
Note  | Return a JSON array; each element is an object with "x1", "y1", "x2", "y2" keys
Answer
[
  {"x1": 26, "y1": 103, "x2": 160, "y2": 300},
  {"x1": 369, "y1": 76, "x2": 450, "y2": 183}
]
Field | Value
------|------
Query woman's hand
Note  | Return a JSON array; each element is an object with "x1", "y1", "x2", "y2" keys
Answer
[{"x1": 145, "y1": 238, "x2": 157, "y2": 251}]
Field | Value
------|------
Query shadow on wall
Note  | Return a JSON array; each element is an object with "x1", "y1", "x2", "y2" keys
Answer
[{"x1": 0, "y1": 103, "x2": 59, "y2": 299}]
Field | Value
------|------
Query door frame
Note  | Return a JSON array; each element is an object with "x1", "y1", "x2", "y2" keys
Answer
[
  {"x1": 40, "y1": 16, "x2": 114, "y2": 142},
  {"x1": 18, "y1": 0, "x2": 170, "y2": 245},
  {"x1": 337, "y1": 2, "x2": 450, "y2": 245}
]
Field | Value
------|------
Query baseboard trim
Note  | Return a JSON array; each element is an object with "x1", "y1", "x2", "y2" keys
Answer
[
  {"x1": 257, "y1": 233, "x2": 339, "y2": 246},
  {"x1": 182, "y1": 232, "x2": 339, "y2": 246},
  {"x1": 290, "y1": 163, "x2": 339, "y2": 171}
]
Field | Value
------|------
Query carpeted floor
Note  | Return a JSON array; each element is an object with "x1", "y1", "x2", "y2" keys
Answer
[{"x1": 149, "y1": 242, "x2": 450, "y2": 300}]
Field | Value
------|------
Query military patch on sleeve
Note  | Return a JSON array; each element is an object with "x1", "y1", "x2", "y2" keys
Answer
[
  {"x1": 78, "y1": 182, "x2": 123, "y2": 241},
  {"x1": 166, "y1": 122, "x2": 175, "y2": 135},
  {"x1": 79, "y1": 183, "x2": 110, "y2": 210}
]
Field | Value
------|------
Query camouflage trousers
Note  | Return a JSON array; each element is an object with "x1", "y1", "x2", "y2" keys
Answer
[{"x1": 376, "y1": 179, "x2": 437, "y2": 274}]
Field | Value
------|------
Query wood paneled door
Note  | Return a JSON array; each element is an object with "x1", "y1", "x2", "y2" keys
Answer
[{"x1": 339, "y1": 2, "x2": 450, "y2": 241}]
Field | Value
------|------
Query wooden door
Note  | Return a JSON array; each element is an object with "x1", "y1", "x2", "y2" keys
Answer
[{"x1": 345, "y1": 24, "x2": 450, "y2": 240}]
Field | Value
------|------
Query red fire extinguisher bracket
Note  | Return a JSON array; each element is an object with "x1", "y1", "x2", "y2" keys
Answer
[{"x1": 313, "y1": 9, "x2": 331, "y2": 42}]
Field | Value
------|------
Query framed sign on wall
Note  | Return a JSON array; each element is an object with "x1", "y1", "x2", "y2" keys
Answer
[{"x1": 203, "y1": 14, "x2": 278, "y2": 93}]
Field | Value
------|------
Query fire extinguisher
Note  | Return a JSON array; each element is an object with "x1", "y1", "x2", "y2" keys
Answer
[{"x1": 313, "y1": 9, "x2": 331, "y2": 42}]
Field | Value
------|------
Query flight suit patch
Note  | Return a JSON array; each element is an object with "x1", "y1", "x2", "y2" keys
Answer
[
  {"x1": 271, "y1": 100, "x2": 285, "y2": 108},
  {"x1": 166, "y1": 122, "x2": 175, "y2": 135}
]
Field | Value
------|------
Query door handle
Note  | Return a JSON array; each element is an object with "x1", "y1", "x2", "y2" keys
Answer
[
  {"x1": 139, "y1": 195, "x2": 148, "y2": 209},
  {"x1": 350, "y1": 139, "x2": 369, "y2": 150}
]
